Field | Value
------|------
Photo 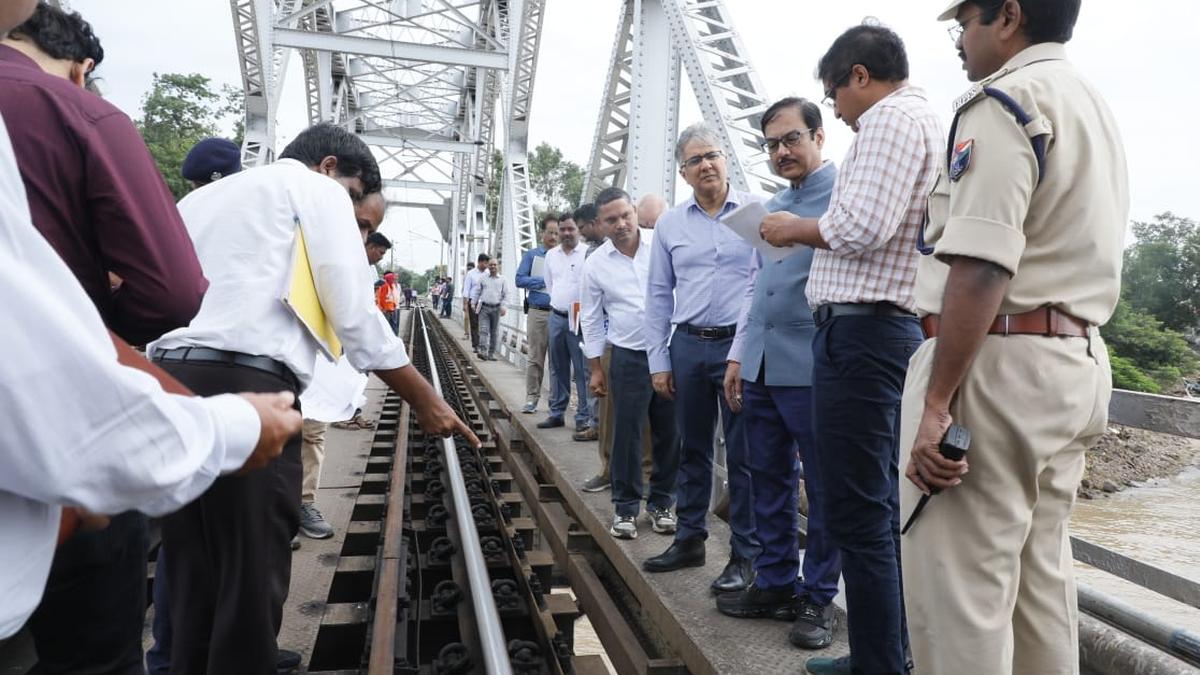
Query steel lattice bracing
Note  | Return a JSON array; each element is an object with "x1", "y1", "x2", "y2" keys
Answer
[
  {"x1": 230, "y1": 0, "x2": 512, "y2": 294},
  {"x1": 584, "y1": 0, "x2": 783, "y2": 200}
]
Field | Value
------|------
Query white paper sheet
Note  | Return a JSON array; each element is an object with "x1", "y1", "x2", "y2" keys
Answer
[{"x1": 719, "y1": 200, "x2": 800, "y2": 263}]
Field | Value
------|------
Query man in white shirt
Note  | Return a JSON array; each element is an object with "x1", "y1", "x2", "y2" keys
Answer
[
  {"x1": 148, "y1": 123, "x2": 478, "y2": 673},
  {"x1": 0, "y1": 54, "x2": 299, "y2": 653},
  {"x1": 581, "y1": 187, "x2": 679, "y2": 541},
  {"x1": 540, "y1": 216, "x2": 592, "y2": 431},
  {"x1": 462, "y1": 254, "x2": 489, "y2": 350},
  {"x1": 471, "y1": 259, "x2": 509, "y2": 360}
]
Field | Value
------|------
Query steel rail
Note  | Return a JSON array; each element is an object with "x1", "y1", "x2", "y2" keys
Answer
[
  {"x1": 416, "y1": 309, "x2": 513, "y2": 675},
  {"x1": 367, "y1": 314, "x2": 415, "y2": 674}
]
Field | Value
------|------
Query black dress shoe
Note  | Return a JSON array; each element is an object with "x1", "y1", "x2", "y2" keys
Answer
[
  {"x1": 716, "y1": 582, "x2": 798, "y2": 620},
  {"x1": 536, "y1": 416, "x2": 565, "y2": 429},
  {"x1": 643, "y1": 537, "x2": 705, "y2": 572},
  {"x1": 277, "y1": 648, "x2": 302, "y2": 673},
  {"x1": 710, "y1": 555, "x2": 755, "y2": 593}
]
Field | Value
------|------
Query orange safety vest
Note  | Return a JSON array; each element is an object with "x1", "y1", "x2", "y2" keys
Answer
[{"x1": 376, "y1": 282, "x2": 399, "y2": 311}]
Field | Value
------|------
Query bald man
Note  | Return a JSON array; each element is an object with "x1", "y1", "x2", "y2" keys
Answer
[{"x1": 636, "y1": 194, "x2": 668, "y2": 229}]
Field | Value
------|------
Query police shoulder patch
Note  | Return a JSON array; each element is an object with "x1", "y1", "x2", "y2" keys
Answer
[{"x1": 949, "y1": 139, "x2": 974, "y2": 182}]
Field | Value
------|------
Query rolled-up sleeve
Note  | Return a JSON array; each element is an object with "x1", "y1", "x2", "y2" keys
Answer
[
  {"x1": 933, "y1": 98, "x2": 1036, "y2": 275},
  {"x1": 301, "y1": 184, "x2": 410, "y2": 373},
  {"x1": 643, "y1": 223, "x2": 676, "y2": 374},
  {"x1": 818, "y1": 106, "x2": 927, "y2": 259}
]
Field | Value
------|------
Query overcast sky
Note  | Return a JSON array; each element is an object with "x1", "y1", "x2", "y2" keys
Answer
[{"x1": 69, "y1": 0, "x2": 1199, "y2": 271}]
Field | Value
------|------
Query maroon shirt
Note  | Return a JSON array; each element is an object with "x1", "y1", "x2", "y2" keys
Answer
[{"x1": 0, "y1": 46, "x2": 207, "y2": 344}]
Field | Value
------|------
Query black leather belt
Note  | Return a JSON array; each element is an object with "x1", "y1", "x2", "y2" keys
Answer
[
  {"x1": 813, "y1": 302, "x2": 915, "y2": 325},
  {"x1": 677, "y1": 323, "x2": 736, "y2": 340},
  {"x1": 153, "y1": 347, "x2": 300, "y2": 391},
  {"x1": 529, "y1": 304, "x2": 551, "y2": 312},
  {"x1": 552, "y1": 308, "x2": 569, "y2": 318},
  {"x1": 481, "y1": 301, "x2": 500, "y2": 308}
]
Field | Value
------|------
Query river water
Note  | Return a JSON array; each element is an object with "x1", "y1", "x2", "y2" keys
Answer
[
  {"x1": 1070, "y1": 467, "x2": 1200, "y2": 631},
  {"x1": 560, "y1": 470, "x2": 1200, "y2": 673}
]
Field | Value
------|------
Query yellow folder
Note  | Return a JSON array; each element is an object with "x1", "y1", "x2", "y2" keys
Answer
[{"x1": 283, "y1": 218, "x2": 343, "y2": 361}]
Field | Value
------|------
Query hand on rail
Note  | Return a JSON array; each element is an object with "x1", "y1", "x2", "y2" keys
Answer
[
  {"x1": 415, "y1": 396, "x2": 482, "y2": 448},
  {"x1": 237, "y1": 391, "x2": 303, "y2": 473}
]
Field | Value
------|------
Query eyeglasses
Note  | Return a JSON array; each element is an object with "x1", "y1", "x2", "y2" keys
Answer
[
  {"x1": 681, "y1": 150, "x2": 725, "y2": 169},
  {"x1": 760, "y1": 128, "x2": 817, "y2": 153},
  {"x1": 822, "y1": 71, "x2": 852, "y2": 108},
  {"x1": 947, "y1": 6, "x2": 997, "y2": 43}
]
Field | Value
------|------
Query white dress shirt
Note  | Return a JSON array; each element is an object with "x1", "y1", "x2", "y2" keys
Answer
[
  {"x1": 151, "y1": 159, "x2": 409, "y2": 388},
  {"x1": 0, "y1": 114, "x2": 260, "y2": 638},
  {"x1": 580, "y1": 231, "x2": 653, "y2": 359},
  {"x1": 471, "y1": 273, "x2": 508, "y2": 307},
  {"x1": 543, "y1": 244, "x2": 587, "y2": 312}
]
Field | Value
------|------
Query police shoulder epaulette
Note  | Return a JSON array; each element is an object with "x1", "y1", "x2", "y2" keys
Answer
[{"x1": 951, "y1": 67, "x2": 1013, "y2": 114}]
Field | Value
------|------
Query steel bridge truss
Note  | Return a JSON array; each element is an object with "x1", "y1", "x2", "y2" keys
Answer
[
  {"x1": 231, "y1": 0, "x2": 774, "y2": 303},
  {"x1": 583, "y1": 0, "x2": 784, "y2": 202}
]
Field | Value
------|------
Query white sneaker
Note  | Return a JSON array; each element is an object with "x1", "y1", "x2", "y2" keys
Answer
[
  {"x1": 609, "y1": 515, "x2": 637, "y2": 540},
  {"x1": 648, "y1": 507, "x2": 677, "y2": 534}
]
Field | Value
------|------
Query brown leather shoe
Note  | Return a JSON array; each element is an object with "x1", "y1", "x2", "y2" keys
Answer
[{"x1": 572, "y1": 426, "x2": 599, "y2": 442}]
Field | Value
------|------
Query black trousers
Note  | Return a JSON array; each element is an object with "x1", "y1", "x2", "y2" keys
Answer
[
  {"x1": 27, "y1": 511, "x2": 149, "y2": 675},
  {"x1": 155, "y1": 360, "x2": 302, "y2": 675}
]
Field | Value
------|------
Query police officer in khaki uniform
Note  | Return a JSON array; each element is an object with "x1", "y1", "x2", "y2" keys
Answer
[{"x1": 899, "y1": 1, "x2": 1128, "y2": 673}]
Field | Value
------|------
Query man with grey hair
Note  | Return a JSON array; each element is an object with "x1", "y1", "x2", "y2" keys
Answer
[
  {"x1": 642, "y1": 122, "x2": 761, "y2": 594},
  {"x1": 636, "y1": 193, "x2": 668, "y2": 229}
]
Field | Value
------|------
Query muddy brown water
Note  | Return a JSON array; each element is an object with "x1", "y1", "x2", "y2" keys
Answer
[{"x1": 1070, "y1": 467, "x2": 1200, "y2": 631}]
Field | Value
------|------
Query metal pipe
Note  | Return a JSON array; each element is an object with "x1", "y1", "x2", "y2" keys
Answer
[
  {"x1": 1079, "y1": 614, "x2": 1200, "y2": 675},
  {"x1": 417, "y1": 310, "x2": 513, "y2": 675},
  {"x1": 1078, "y1": 584, "x2": 1200, "y2": 668}
]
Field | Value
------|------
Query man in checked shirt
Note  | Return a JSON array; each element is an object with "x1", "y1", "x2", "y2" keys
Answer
[{"x1": 758, "y1": 23, "x2": 943, "y2": 675}]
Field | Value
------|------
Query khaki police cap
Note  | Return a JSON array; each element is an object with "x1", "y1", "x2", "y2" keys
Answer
[{"x1": 938, "y1": 0, "x2": 967, "y2": 21}]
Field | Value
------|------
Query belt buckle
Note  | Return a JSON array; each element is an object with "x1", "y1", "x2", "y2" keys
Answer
[{"x1": 699, "y1": 327, "x2": 717, "y2": 339}]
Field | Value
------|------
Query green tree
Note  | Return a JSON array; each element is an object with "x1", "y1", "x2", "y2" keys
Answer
[
  {"x1": 1101, "y1": 298, "x2": 1199, "y2": 391},
  {"x1": 485, "y1": 149, "x2": 503, "y2": 229},
  {"x1": 137, "y1": 73, "x2": 243, "y2": 200},
  {"x1": 528, "y1": 142, "x2": 583, "y2": 213},
  {"x1": 1122, "y1": 212, "x2": 1200, "y2": 333}
]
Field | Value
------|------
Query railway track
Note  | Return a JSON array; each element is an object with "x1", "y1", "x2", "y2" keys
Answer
[{"x1": 306, "y1": 310, "x2": 581, "y2": 674}]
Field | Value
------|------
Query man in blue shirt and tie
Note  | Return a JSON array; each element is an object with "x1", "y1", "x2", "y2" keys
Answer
[
  {"x1": 716, "y1": 98, "x2": 843, "y2": 651},
  {"x1": 516, "y1": 215, "x2": 559, "y2": 413},
  {"x1": 642, "y1": 122, "x2": 761, "y2": 594}
]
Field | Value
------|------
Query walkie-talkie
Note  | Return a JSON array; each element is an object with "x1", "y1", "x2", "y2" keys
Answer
[{"x1": 900, "y1": 424, "x2": 971, "y2": 535}]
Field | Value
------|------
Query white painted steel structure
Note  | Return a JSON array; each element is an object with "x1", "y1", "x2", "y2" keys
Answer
[{"x1": 230, "y1": 0, "x2": 778, "y2": 351}]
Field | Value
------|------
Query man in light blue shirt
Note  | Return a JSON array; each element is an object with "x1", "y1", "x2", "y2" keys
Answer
[
  {"x1": 642, "y1": 122, "x2": 761, "y2": 593},
  {"x1": 515, "y1": 215, "x2": 559, "y2": 412}
]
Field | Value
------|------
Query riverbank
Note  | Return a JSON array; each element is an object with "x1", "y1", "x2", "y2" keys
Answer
[{"x1": 1080, "y1": 424, "x2": 1200, "y2": 499}]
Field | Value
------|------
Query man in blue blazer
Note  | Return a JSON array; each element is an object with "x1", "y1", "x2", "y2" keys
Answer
[{"x1": 717, "y1": 97, "x2": 842, "y2": 651}]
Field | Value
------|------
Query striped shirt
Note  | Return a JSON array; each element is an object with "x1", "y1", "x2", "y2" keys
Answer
[{"x1": 806, "y1": 86, "x2": 944, "y2": 311}]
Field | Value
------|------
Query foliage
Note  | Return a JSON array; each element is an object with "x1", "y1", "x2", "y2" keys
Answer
[
  {"x1": 1101, "y1": 298, "x2": 1199, "y2": 391},
  {"x1": 136, "y1": 73, "x2": 244, "y2": 200},
  {"x1": 485, "y1": 149, "x2": 503, "y2": 229},
  {"x1": 528, "y1": 142, "x2": 583, "y2": 213},
  {"x1": 376, "y1": 265, "x2": 438, "y2": 294},
  {"x1": 1121, "y1": 212, "x2": 1200, "y2": 333},
  {"x1": 1107, "y1": 348, "x2": 1161, "y2": 393}
]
